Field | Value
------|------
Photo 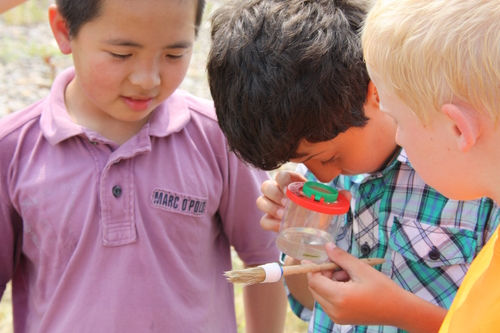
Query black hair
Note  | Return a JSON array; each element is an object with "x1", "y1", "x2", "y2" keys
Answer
[
  {"x1": 207, "y1": 0, "x2": 371, "y2": 170},
  {"x1": 56, "y1": 0, "x2": 206, "y2": 38}
]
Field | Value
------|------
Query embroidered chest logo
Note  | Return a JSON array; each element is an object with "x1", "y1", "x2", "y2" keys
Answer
[{"x1": 151, "y1": 189, "x2": 207, "y2": 216}]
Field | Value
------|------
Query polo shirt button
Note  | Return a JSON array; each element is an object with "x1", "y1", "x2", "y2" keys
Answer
[
  {"x1": 112, "y1": 186, "x2": 122, "y2": 197},
  {"x1": 429, "y1": 247, "x2": 440, "y2": 260},
  {"x1": 360, "y1": 243, "x2": 371, "y2": 256}
]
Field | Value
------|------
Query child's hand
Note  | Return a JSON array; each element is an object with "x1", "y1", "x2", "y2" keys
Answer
[
  {"x1": 306, "y1": 243, "x2": 408, "y2": 327},
  {"x1": 257, "y1": 171, "x2": 307, "y2": 232}
]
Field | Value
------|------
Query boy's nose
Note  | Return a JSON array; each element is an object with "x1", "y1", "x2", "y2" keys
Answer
[
  {"x1": 305, "y1": 162, "x2": 342, "y2": 183},
  {"x1": 129, "y1": 63, "x2": 161, "y2": 91}
]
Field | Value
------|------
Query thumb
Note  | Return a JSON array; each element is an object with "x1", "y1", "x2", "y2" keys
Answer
[
  {"x1": 275, "y1": 170, "x2": 307, "y2": 193},
  {"x1": 338, "y1": 189, "x2": 351, "y2": 202}
]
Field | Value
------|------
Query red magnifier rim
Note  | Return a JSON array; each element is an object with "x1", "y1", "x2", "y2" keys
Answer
[{"x1": 286, "y1": 182, "x2": 349, "y2": 214}]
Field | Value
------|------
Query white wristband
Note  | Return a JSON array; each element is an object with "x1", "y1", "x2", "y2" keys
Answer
[{"x1": 261, "y1": 262, "x2": 283, "y2": 283}]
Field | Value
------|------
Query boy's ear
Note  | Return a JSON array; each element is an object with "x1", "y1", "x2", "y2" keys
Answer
[
  {"x1": 441, "y1": 103, "x2": 480, "y2": 153},
  {"x1": 365, "y1": 81, "x2": 380, "y2": 107},
  {"x1": 48, "y1": 4, "x2": 72, "y2": 55}
]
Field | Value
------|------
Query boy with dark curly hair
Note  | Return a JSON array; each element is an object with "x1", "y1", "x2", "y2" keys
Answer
[{"x1": 207, "y1": 0, "x2": 500, "y2": 331}]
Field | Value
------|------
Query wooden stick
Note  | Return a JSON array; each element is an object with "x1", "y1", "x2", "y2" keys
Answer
[
  {"x1": 283, "y1": 258, "x2": 385, "y2": 275},
  {"x1": 224, "y1": 258, "x2": 385, "y2": 286}
]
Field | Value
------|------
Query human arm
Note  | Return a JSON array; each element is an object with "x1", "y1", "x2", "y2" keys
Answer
[
  {"x1": 282, "y1": 255, "x2": 315, "y2": 310},
  {"x1": 0, "y1": 0, "x2": 27, "y2": 14},
  {"x1": 0, "y1": 195, "x2": 22, "y2": 302},
  {"x1": 219, "y1": 153, "x2": 289, "y2": 332},
  {"x1": 307, "y1": 243, "x2": 447, "y2": 332},
  {"x1": 243, "y1": 261, "x2": 288, "y2": 333},
  {"x1": 239, "y1": 170, "x2": 289, "y2": 332}
]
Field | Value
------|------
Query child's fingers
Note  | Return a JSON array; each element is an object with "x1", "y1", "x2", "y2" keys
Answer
[
  {"x1": 322, "y1": 243, "x2": 367, "y2": 280},
  {"x1": 339, "y1": 189, "x2": 352, "y2": 201},
  {"x1": 259, "y1": 214, "x2": 281, "y2": 232},
  {"x1": 307, "y1": 280, "x2": 353, "y2": 326},
  {"x1": 260, "y1": 180, "x2": 287, "y2": 206},
  {"x1": 305, "y1": 262, "x2": 350, "y2": 281},
  {"x1": 307, "y1": 269, "x2": 336, "y2": 295},
  {"x1": 331, "y1": 270, "x2": 350, "y2": 282},
  {"x1": 308, "y1": 283, "x2": 334, "y2": 313},
  {"x1": 256, "y1": 194, "x2": 285, "y2": 219},
  {"x1": 257, "y1": 171, "x2": 306, "y2": 231},
  {"x1": 307, "y1": 271, "x2": 341, "y2": 305},
  {"x1": 274, "y1": 170, "x2": 307, "y2": 192},
  {"x1": 301, "y1": 259, "x2": 335, "y2": 278},
  {"x1": 318, "y1": 269, "x2": 334, "y2": 279}
]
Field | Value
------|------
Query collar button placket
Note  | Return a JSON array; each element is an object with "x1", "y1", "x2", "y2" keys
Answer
[{"x1": 101, "y1": 158, "x2": 137, "y2": 246}]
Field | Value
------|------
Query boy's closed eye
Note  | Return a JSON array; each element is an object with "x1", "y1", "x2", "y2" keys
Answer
[
  {"x1": 109, "y1": 52, "x2": 184, "y2": 60},
  {"x1": 109, "y1": 52, "x2": 132, "y2": 60},
  {"x1": 321, "y1": 155, "x2": 337, "y2": 166},
  {"x1": 166, "y1": 54, "x2": 185, "y2": 60},
  {"x1": 108, "y1": 52, "x2": 185, "y2": 60}
]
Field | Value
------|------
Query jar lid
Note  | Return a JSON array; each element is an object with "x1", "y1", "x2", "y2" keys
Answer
[
  {"x1": 303, "y1": 182, "x2": 338, "y2": 203},
  {"x1": 286, "y1": 181, "x2": 349, "y2": 214}
]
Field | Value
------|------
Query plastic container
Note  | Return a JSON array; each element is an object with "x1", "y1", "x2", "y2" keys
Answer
[{"x1": 276, "y1": 181, "x2": 350, "y2": 263}]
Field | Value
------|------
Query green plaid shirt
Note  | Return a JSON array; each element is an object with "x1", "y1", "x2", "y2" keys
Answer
[{"x1": 287, "y1": 149, "x2": 500, "y2": 333}]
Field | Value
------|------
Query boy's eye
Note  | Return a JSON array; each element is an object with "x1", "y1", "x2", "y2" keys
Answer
[
  {"x1": 110, "y1": 53, "x2": 131, "y2": 60},
  {"x1": 166, "y1": 54, "x2": 184, "y2": 60},
  {"x1": 320, "y1": 155, "x2": 336, "y2": 166}
]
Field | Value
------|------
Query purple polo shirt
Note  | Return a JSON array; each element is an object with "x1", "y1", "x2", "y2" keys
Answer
[{"x1": 0, "y1": 68, "x2": 279, "y2": 332}]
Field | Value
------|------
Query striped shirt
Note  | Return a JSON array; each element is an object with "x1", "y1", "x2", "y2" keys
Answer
[{"x1": 287, "y1": 149, "x2": 500, "y2": 333}]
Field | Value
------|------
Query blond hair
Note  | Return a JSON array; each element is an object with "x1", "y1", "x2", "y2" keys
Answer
[{"x1": 362, "y1": 0, "x2": 500, "y2": 124}]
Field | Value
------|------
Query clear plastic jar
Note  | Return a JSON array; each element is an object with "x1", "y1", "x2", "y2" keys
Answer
[{"x1": 276, "y1": 181, "x2": 349, "y2": 262}]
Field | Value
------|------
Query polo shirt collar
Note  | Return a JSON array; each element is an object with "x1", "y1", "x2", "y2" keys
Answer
[
  {"x1": 148, "y1": 90, "x2": 190, "y2": 138},
  {"x1": 41, "y1": 67, "x2": 83, "y2": 145},
  {"x1": 40, "y1": 67, "x2": 191, "y2": 146}
]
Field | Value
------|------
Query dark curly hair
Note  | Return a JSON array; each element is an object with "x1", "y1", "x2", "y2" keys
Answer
[
  {"x1": 208, "y1": 0, "x2": 372, "y2": 170},
  {"x1": 56, "y1": 0, "x2": 206, "y2": 38}
]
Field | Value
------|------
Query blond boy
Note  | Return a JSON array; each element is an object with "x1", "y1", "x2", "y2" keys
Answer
[{"x1": 362, "y1": 0, "x2": 500, "y2": 331}]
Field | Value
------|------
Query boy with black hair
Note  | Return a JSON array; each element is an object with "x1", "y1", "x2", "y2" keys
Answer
[
  {"x1": 0, "y1": 0, "x2": 287, "y2": 332},
  {"x1": 207, "y1": 0, "x2": 500, "y2": 332}
]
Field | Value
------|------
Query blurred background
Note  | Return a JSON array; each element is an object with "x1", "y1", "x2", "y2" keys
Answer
[{"x1": 0, "y1": 1, "x2": 305, "y2": 332}]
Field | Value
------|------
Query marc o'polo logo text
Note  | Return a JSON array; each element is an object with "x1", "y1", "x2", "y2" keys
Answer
[{"x1": 151, "y1": 189, "x2": 207, "y2": 216}]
